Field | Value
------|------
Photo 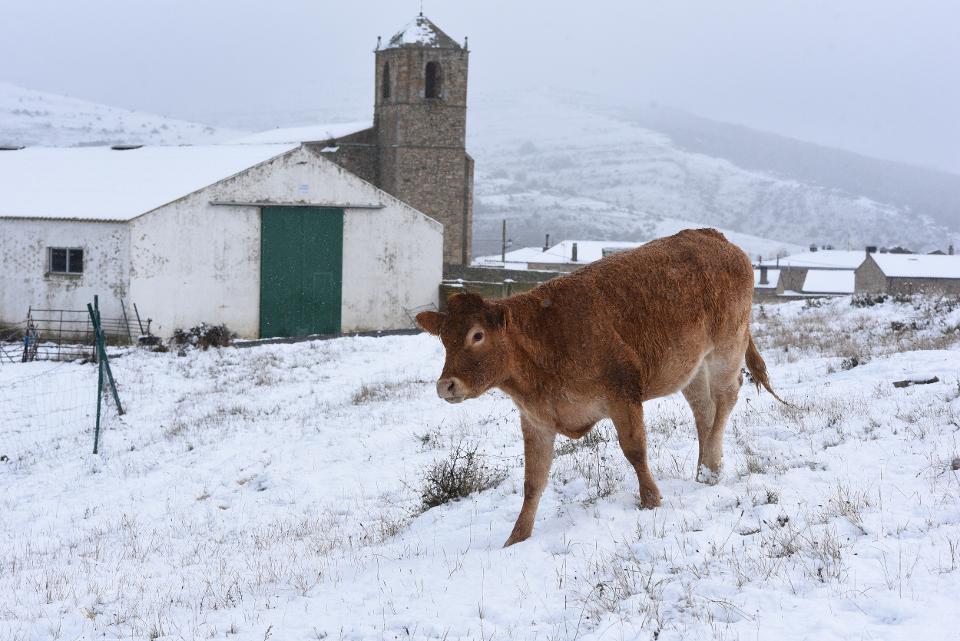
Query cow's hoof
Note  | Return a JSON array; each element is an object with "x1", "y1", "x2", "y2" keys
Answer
[
  {"x1": 696, "y1": 464, "x2": 721, "y2": 485},
  {"x1": 503, "y1": 532, "x2": 530, "y2": 547},
  {"x1": 639, "y1": 490, "x2": 662, "y2": 509}
]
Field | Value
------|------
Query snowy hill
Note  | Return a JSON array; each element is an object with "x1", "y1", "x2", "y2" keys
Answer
[
  {"x1": 468, "y1": 91, "x2": 960, "y2": 257},
  {"x1": 0, "y1": 82, "x2": 240, "y2": 147},
  {"x1": 3, "y1": 297, "x2": 960, "y2": 639}
]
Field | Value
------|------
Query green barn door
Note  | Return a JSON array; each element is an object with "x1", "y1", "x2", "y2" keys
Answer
[{"x1": 260, "y1": 207, "x2": 343, "y2": 338}]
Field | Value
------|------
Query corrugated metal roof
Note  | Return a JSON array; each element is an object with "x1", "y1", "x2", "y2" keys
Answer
[{"x1": 0, "y1": 144, "x2": 298, "y2": 221}]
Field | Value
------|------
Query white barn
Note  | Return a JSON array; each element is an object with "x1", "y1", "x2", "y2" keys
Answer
[{"x1": 0, "y1": 144, "x2": 442, "y2": 339}]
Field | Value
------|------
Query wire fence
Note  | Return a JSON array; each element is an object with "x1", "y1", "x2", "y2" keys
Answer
[{"x1": 1, "y1": 298, "x2": 127, "y2": 459}]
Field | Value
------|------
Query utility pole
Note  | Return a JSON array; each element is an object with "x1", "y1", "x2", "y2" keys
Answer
[{"x1": 501, "y1": 219, "x2": 507, "y2": 263}]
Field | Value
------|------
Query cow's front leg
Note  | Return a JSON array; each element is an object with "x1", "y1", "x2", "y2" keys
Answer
[
  {"x1": 610, "y1": 402, "x2": 662, "y2": 508},
  {"x1": 504, "y1": 415, "x2": 556, "y2": 547}
]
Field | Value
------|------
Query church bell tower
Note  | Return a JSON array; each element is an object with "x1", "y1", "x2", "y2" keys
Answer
[{"x1": 374, "y1": 14, "x2": 474, "y2": 265}]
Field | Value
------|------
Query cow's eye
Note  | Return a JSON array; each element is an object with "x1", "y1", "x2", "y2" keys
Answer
[{"x1": 473, "y1": 331, "x2": 484, "y2": 343}]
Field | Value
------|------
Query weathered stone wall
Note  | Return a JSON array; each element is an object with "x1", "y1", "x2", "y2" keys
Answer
[
  {"x1": 854, "y1": 256, "x2": 887, "y2": 293},
  {"x1": 442, "y1": 264, "x2": 557, "y2": 284},
  {"x1": 776, "y1": 267, "x2": 809, "y2": 293},
  {"x1": 370, "y1": 44, "x2": 473, "y2": 265},
  {"x1": 887, "y1": 277, "x2": 960, "y2": 296},
  {"x1": 316, "y1": 128, "x2": 379, "y2": 186}
]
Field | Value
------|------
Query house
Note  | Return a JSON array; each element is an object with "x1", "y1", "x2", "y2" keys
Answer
[
  {"x1": 234, "y1": 14, "x2": 475, "y2": 267},
  {"x1": 474, "y1": 240, "x2": 644, "y2": 273},
  {"x1": 855, "y1": 253, "x2": 960, "y2": 296},
  {"x1": 0, "y1": 14, "x2": 478, "y2": 340},
  {"x1": 0, "y1": 144, "x2": 441, "y2": 339},
  {"x1": 776, "y1": 249, "x2": 867, "y2": 296}
]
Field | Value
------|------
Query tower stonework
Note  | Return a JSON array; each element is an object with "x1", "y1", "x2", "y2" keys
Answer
[
  {"x1": 374, "y1": 16, "x2": 474, "y2": 265},
  {"x1": 320, "y1": 15, "x2": 474, "y2": 265}
]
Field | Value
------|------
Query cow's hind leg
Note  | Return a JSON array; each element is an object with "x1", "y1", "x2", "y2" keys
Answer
[
  {"x1": 504, "y1": 415, "x2": 556, "y2": 547},
  {"x1": 610, "y1": 402, "x2": 661, "y2": 508},
  {"x1": 681, "y1": 362, "x2": 719, "y2": 484},
  {"x1": 699, "y1": 350, "x2": 744, "y2": 480}
]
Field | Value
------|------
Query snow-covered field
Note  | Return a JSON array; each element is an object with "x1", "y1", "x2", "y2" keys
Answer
[{"x1": 3, "y1": 296, "x2": 960, "y2": 640}]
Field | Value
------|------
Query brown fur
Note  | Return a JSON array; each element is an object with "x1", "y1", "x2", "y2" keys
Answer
[{"x1": 416, "y1": 228, "x2": 783, "y2": 546}]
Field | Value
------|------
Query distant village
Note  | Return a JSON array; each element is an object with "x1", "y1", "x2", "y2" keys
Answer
[
  {"x1": 1, "y1": 14, "x2": 959, "y2": 347},
  {"x1": 468, "y1": 239, "x2": 960, "y2": 301}
]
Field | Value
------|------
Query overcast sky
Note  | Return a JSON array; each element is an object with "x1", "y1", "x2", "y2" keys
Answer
[{"x1": 1, "y1": 0, "x2": 957, "y2": 173}]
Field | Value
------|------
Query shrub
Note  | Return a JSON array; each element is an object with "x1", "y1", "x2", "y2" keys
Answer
[
  {"x1": 419, "y1": 443, "x2": 507, "y2": 512},
  {"x1": 171, "y1": 323, "x2": 235, "y2": 350},
  {"x1": 851, "y1": 293, "x2": 888, "y2": 308}
]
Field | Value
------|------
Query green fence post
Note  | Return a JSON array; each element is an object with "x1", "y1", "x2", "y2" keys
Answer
[
  {"x1": 88, "y1": 302, "x2": 125, "y2": 414},
  {"x1": 88, "y1": 304, "x2": 105, "y2": 454}
]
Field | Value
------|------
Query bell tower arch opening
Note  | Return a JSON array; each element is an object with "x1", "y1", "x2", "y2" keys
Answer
[{"x1": 425, "y1": 61, "x2": 442, "y2": 99}]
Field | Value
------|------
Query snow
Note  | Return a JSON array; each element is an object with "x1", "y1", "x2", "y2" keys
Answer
[
  {"x1": 0, "y1": 81, "x2": 242, "y2": 147},
  {"x1": 762, "y1": 250, "x2": 868, "y2": 270},
  {"x1": 802, "y1": 269, "x2": 855, "y2": 294},
  {"x1": 3, "y1": 296, "x2": 960, "y2": 639},
  {"x1": 229, "y1": 122, "x2": 370, "y2": 145},
  {"x1": 872, "y1": 252, "x2": 960, "y2": 279},
  {"x1": 475, "y1": 240, "x2": 644, "y2": 268},
  {"x1": 0, "y1": 144, "x2": 298, "y2": 220},
  {"x1": 387, "y1": 15, "x2": 459, "y2": 49}
]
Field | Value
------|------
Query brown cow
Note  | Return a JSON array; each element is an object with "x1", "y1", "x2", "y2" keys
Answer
[{"x1": 416, "y1": 229, "x2": 784, "y2": 546}]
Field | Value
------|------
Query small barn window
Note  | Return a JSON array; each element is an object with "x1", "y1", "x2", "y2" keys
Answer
[
  {"x1": 382, "y1": 62, "x2": 391, "y2": 99},
  {"x1": 425, "y1": 61, "x2": 442, "y2": 99},
  {"x1": 48, "y1": 247, "x2": 83, "y2": 274}
]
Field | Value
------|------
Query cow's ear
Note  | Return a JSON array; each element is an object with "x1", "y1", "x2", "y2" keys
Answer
[
  {"x1": 486, "y1": 304, "x2": 510, "y2": 330},
  {"x1": 415, "y1": 311, "x2": 444, "y2": 336}
]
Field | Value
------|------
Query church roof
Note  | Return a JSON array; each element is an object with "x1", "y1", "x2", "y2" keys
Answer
[{"x1": 386, "y1": 14, "x2": 461, "y2": 50}]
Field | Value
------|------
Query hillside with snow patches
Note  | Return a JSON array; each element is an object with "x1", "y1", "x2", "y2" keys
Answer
[
  {"x1": 3, "y1": 296, "x2": 960, "y2": 640},
  {"x1": 467, "y1": 92, "x2": 960, "y2": 257},
  {"x1": 0, "y1": 82, "x2": 239, "y2": 147}
]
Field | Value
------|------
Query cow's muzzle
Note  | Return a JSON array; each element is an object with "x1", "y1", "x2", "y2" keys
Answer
[{"x1": 436, "y1": 377, "x2": 466, "y2": 404}]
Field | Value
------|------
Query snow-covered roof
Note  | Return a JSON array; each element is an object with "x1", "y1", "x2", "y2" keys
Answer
[
  {"x1": 803, "y1": 269, "x2": 855, "y2": 294},
  {"x1": 474, "y1": 240, "x2": 643, "y2": 269},
  {"x1": 754, "y1": 268, "x2": 780, "y2": 289},
  {"x1": 230, "y1": 122, "x2": 370, "y2": 145},
  {"x1": 386, "y1": 15, "x2": 461, "y2": 49},
  {"x1": 871, "y1": 253, "x2": 960, "y2": 279},
  {"x1": 0, "y1": 144, "x2": 298, "y2": 221},
  {"x1": 763, "y1": 250, "x2": 868, "y2": 270}
]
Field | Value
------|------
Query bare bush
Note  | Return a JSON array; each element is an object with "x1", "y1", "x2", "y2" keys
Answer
[
  {"x1": 171, "y1": 323, "x2": 235, "y2": 350},
  {"x1": 419, "y1": 443, "x2": 508, "y2": 511}
]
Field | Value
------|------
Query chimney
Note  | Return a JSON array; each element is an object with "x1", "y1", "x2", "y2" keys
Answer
[
  {"x1": 571, "y1": 242, "x2": 578, "y2": 262},
  {"x1": 759, "y1": 265, "x2": 769, "y2": 285},
  {"x1": 809, "y1": 244, "x2": 818, "y2": 252},
  {"x1": 866, "y1": 245, "x2": 877, "y2": 254},
  {"x1": 543, "y1": 233, "x2": 550, "y2": 252},
  {"x1": 950, "y1": 244, "x2": 955, "y2": 256}
]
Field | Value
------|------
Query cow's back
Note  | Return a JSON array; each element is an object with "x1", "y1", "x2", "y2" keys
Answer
[{"x1": 512, "y1": 229, "x2": 753, "y2": 396}]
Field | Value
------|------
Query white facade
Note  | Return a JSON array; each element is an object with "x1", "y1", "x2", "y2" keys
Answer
[{"x1": 0, "y1": 145, "x2": 442, "y2": 338}]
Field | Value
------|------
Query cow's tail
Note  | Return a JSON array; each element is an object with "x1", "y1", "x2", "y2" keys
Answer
[{"x1": 745, "y1": 333, "x2": 789, "y2": 405}]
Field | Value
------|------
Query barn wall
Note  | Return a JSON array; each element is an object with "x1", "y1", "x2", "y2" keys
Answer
[
  {"x1": 341, "y1": 206, "x2": 442, "y2": 332},
  {"x1": 129, "y1": 146, "x2": 442, "y2": 338},
  {"x1": 0, "y1": 218, "x2": 130, "y2": 328}
]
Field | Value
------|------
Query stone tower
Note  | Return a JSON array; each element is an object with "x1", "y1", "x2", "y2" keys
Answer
[{"x1": 374, "y1": 15, "x2": 474, "y2": 265}]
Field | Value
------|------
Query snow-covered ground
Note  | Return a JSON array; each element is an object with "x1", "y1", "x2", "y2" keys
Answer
[{"x1": 3, "y1": 296, "x2": 960, "y2": 640}]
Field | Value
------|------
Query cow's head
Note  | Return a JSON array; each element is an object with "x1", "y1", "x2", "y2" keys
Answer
[{"x1": 416, "y1": 292, "x2": 512, "y2": 403}]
